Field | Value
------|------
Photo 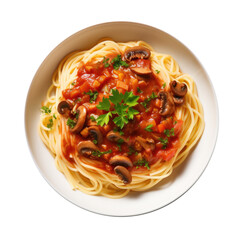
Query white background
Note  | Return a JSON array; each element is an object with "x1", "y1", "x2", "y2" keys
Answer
[{"x1": 0, "y1": 0, "x2": 239, "y2": 239}]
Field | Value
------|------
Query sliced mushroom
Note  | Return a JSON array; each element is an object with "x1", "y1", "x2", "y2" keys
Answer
[
  {"x1": 114, "y1": 166, "x2": 132, "y2": 184},
  {"x1": 70, "y1": 105, "x2": 87, "y2": 133},
  {"x1": 172, "y1": 95, "x2": 184, "y2": 105},
  {"x1": 109, "y1": 155, "x2": 133, "y2": 168},
  {"x1": 124, "y1": 46, "x2": 151, "y2": 62},
  {"x1": 77, "y1": 140, "x2": 99, "y2": 159},
  {"x1": 88, "y1": 126, "x2": 103, "y2": 145},
  {"x1": 158, "y1": 91, "x2": 175, "y2": 116},
  {"x1": 57, "y1": 100, "x2": 73, "y2": 115},
  {"x1": 135, "y1": 136, "x2": 155, "y2": 151},
  {"x1": 130, "y1": 67, "x2": 152, "y2": 75},
  {"x1": 170, "y1": 80, "x2": 187, "y2": 97},
  {"x1": 106, "y1": 131, "x2": 127, "y2": 144}
]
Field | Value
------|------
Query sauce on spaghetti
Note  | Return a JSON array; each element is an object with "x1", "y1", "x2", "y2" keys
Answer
[{"x1": 60, "y1": 51, "x2": 184, "y2": 178}]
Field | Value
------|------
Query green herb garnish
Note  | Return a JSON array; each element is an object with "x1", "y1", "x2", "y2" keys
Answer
[
  {"x1": 145, "y1": 124, "x2": 153, "y2": 132},
  {"x1": 134, "y1": 158, "x2": 150, "y2": 170},
  {"x1": 90, "y1": 116, "x2": 96, "y2": 122},
  {"x1": 96, "y1": 89, "x2": 139, "y2": 129},
  {"x1": 159, "y1": 137, "x2": 168, "y2": 149},
  {"x1": 92, "y1": 149, "x2": 112, "y2": 158},
  {"x1": 93, "y1": 139, "x2": 98, "y2": 145},
  {"x1": 111, "y1": 55, "x2": 129, "y2": 70},
  {"x1": 140, "y1": 92, "x2": 158, "y2": 109},
  {"x1": 155, "y1": 70, "x2": 160, "y2": 74},
  {"x1": 103, "y1": 57, "x2": 110, "y2": 68},
  {"x1": 164, "y1": 128, "x2": 175, "y2": 137},
  {"x1": 53, "y1": 114, "x2": 57, "y2": 119},
  {"x1": 85, "y1": 90, "x2": 99, "y2": 103},
  {"x1": 137, "y1": 87, "x2": 143, "y2": 93},
  {"x1": 161, "y1": 82, "x2": 166, "y2": 89},
  {"x1": 66, "y1": 118, "x2": 76, "y2": 129},
  {"x1": 47, "y1": 118, "x2": 53, "y2": 129},
  {"x1": 41, "y1": 106, "x2": 51, "y2": 114}
]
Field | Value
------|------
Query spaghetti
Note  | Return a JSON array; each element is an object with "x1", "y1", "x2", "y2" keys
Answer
[{"x1": 39, "y1": 40, "x2": 204, "y2": 198}]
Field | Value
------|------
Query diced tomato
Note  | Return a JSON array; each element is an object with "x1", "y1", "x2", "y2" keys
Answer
[
  {"x1": 70, "y1": 88, "x2": 81, "y2": 99},
  {"x1": 116, "y1": 80, "x2": 128, "y2": 90},
  {"x1": 131, "y1": 78, "x2": 138, "y2": 94},
  {"x1": 157, "y1": 123, "x2": 166, "y2": 133},
  {"x1": 173, "y1": 120, "x2": 183, "y2": 135},
  {"x1": 78, "y1": 82, "x2": 91, "y2": 93},
  {"x1": 156, "y1": 148, "x2": 177, "y2": 161}
]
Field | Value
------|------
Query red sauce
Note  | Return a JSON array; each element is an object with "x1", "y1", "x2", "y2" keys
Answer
[{"x1": 61, "y1": 55, "x2": 182, "y2": 173}]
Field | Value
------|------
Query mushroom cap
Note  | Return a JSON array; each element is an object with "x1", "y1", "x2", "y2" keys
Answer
[
  {"x1": 57, "y1": 100, "x2": 73, "y2": 115},
  {"x1": 106, "y1": 131, "x2": 127, "y2": 143},
  {"x1": 130, "y1": 67, "x2": 152, "y2": 75},
  {"x1": 109, "y1": 155, "x2": 133, "y2": 168},
  {"x1": 124, "y1": 46, "x2": 151, "y2": 62},
  {"x1": 70, "y1": 105, "x2": 87, "y2": 133},
  {"x1": 158, "y1": 91, "x2": 175, "y2": 116},
  {"x1": 170, "y1": 80, "x2": 187, "y2": 97},
  {"x1": 135, "y1": 136, "x2": 155, "y2": 151},
  {"x1": 114, "y1": 166, "x2": 132, "y2": 184},
  {"x1": 173, "y1": 95, "x2": 184, "y2": 105},
  {"x1": 77, "y1": 140, "x2": 99, "y2": 158},
  {"x1": 88, "y1": 126, "x2": 103, "y2": 145}
]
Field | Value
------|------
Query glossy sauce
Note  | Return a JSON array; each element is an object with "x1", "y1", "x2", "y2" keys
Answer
[{"x1": 61, "y1": 55, "x2": 182, "y2": 172}]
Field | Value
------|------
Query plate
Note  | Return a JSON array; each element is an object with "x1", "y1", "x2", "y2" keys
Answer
[{"x1": 25, "y1": 22, "x2": 218, "y2": 216}]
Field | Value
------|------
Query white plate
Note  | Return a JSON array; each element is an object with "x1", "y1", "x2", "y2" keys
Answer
[{"x1": 25, "y1": 22, "x2": 218, "y2": 216}]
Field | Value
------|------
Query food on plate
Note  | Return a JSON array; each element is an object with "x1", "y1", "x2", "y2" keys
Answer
[{"x1": 39, "y1": 40, "x2": 204, "y2": 198}]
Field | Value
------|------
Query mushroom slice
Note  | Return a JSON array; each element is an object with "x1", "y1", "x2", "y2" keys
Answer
[
  {"x1": 159, "y1": 91, "x2": 175, "y2": 116},
  {"x1": 57, "y1": 100, "x2": 73, "y2": 116},
  {"x1": 135, "y1": 136, "x2": 155, "y2": 151},
  {"x1": 106, "y1": 131, "x2": 127, "y2": 144},
  {"x1": 77, "y1": 141, "x2": 99, "y2": 159},
  {"x1": 173, "y1": 95, "x2": 184, "y2": 105},
  {"x1": 124, "y1": 46, "x2": 151, "y2": 62},
  {"x1": 109, "y1": 155, "x2": 133, "y2": 168},
  {"x1": 70, "y1": 105, "x2": 87, "y2": 133},
  {"x1": 130, "y1": 67, "x2": 152, "y2": 75},
  {"x1": 114, "y1": 166, "x2": 132, "y2": 184},
  {"x1": 88, "y1": 126, "x2": 103, "y2": 145},
  {"x1": 170, "y1": 80, "x2": 187, "y2": 97}
]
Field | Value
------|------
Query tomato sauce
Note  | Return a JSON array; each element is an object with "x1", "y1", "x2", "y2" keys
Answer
[{"x1": 61, "y1": 55, "x2": 182, "y2": 172}]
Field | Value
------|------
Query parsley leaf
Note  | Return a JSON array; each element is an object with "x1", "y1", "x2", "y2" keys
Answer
[
  {"x1": 41, "y1": 106, "x2": 51, "y2": 114},
  {"x1": 155, "y1": 70, "x2": 160, "y2": 74},
  {"x1": 134, "y1": 158, "x2": 150, "y2": 170},
  {"x1": 92, "y1": 149, "x2": 112, "y2": 158},
  {"x1": 145, "y1": 124, "x2": 153, "y2": 132},
  {"x1": 140, "y1": 92, "x2": 158, "y2": 109},
  {"x1": 96, "y1": 97, "x2": 111, "y2": 111},
  {"x1": 161, "y1": 82, "x2": 166, "y2": 89},
  {"x1": 96, "y1": 112, "x2": 112, "y2": 126},
  {"x1": 96, "y1": 90, "x2": 139, "y2": 129},
  {"x1": 47, "y1": 118, "x2": 53, "y2": 128},
  {"x1": 90, "y1": 116, "x2": 96, "y2": 122},
  {"x1": 66, "y1": 118, "x2": 76, "y2": 129},
  {"x1": 109, "y1": 89, "x2": 124, "y2": 105},
  {"x1": 137, "y1": 87, "x2": 143, "y2": 93},
  {"x1": 164, "y1": 128, "x2": 175, "y2": 137},
  {"x1": 103, "y1": 57, "x2": 110, "y2": 68},
  {"x1": 159, "y1": 137, "x2": 168, "y2": 149},
  {"x1": 93, "y1": 139, "x2": 98, "y2": 145},
  {"x1": 85, "y1": 90, "x2": 99, "y2": 103},
  {"x1": 111, "y1": 55, "x2": 129, "y2": 70}
]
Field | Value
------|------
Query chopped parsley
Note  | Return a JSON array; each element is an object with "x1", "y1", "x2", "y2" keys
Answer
[
  {"x1": 159, "y1": 137, "x2": 168, "y2": 149},
  {"x1": 103, "y1": 57, "x2": 110, "y2": 68},
  {"x1": 41, "y1": 106, "x2": 51, "y2": 114},
  {"x1": 53, "y1": 114, "x2": 57, "y2": 119},
  {"x1": 113, "y1": 127, "x2": 124, "y2": 136},
  {"x1": 164, "y1": 128, "x2": 175, "y2": 137},
  {"x1": 111, "y1": 55, "x2": 129, "y2": 70},
  {"x1": 161, "y1": 82, "x2": 166, "y2": 89},
  {"x1": 155, "y1": 70, "x2": 160, "y2": 74},
  {"x1": 47, "y1": 118, "x2": 53, "y2": 129},
  {"x1": 92, "y1": 149, "x2": 112, "y2": 158},
  {"x1": 90, "y1": 116, "x2": 96, "y2": 122},
  {"x1": 93, "y1": 139, "x2": 98, "y2": 145},
  {"x1": 66, "y1": 118, "x2": 76, "y2": 129},
  {"x1": 116, "y1": 138, "x2": 124, "y2": 152},
  {"x1": 134, "y1": 158, "x2": 150, "y2": 170},
  {"x1": 85, "y1": 90, "x2": 99, "y2": 103},
  {"x1": 127, "y1": 146, "x2": 138, "y2": 156},
  {"x1": 145, "y1": 124, "x2": 153, "y2": 132},
  {"x1": 137, "y1": 87, "x2": 143, "y2": 93},
  {"x1": 140, "y1": 92, "x2": 158, "y2": 109},
  {"x1": 96, "y1": 89, "x2": 139, "y2": 129}
]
